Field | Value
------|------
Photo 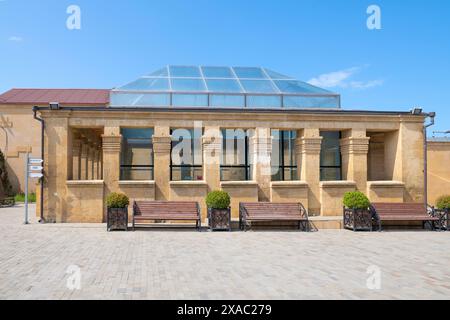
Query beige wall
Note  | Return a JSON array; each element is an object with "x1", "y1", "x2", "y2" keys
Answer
[
  {"x1": 36, "y1": 109, "x2": 427, "y2": 224},
  {"x1": 0, "y1": 104, "x2": 106, "y2": 194},
  {"x1": 0, "y1": 105, "x2": 41, "y2": 193},
  {"x1": 428, "y1": 141, "x2": 450, "y2": 206}
]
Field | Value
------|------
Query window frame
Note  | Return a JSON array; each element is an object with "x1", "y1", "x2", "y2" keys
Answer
[
  {"x1": 170, "y1": 128, "x2": 204, "y2": 181},
  {"x1": 120, "y1": 128, "x2": 155, "y2": 181},
  {"x1": 271, "y1": 130, "x2": 298, "y2": 181},
  {"x1": 320, "y1": 131, "x2": 343, "y2": 181},
  {"x1": 220, "y1": 129, "x2": 251, "y2": 181}
]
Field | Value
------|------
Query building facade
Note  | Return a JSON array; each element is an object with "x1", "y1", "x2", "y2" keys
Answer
[
  {"x1": 0, "y1": 89, "x2": 109, "y2": 193},
  {"x1": 0, "y1": 66, "x2": 446, "y2": 228}
]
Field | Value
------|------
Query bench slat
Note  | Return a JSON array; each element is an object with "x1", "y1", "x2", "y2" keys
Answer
[
  {"x1": 372, "y1": 203, "x2": 436, "y2": 227},
  {"x1": 133, "y1": 201, "x2": 200, "y2": 230}
]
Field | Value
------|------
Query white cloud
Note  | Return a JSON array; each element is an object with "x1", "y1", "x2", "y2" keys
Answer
[
  {"x1": 308, "y1": 67, "x2": 383, "y2": 90},
  {"x1": 309, "y1": 67, "x2": 358, "y2": 88},
  {"x1": 8, "y1": 36, "x2": 23, "y2": 42},
  {"x1": 348, "y1": 79, "x2": 384, "y2": 89}
]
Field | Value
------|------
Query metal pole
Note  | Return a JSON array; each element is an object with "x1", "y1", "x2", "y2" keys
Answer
[
  {"x1": 423, "y1": 112, "x2": 436, "y2": 210},
  {"x1": 24, "y1": 152, "x2": 29, "y2": 225}
]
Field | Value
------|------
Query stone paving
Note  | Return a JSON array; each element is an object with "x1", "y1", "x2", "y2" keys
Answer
[{"x1": 1, "y1": 204, "x2": 450, "y2": 300}]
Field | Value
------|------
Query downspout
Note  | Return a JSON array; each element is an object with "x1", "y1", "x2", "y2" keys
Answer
[
  {"x1": 32, "y1": 106, "x2": 45, "y2": 223},
  {"x1": 423, "y1": 111, "x2": 436, "y2": 209}
]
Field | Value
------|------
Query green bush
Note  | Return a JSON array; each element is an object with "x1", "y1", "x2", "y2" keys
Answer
[
  {"x1": 106, "y1": 193, "x2": 129, "y2": 209},
  {"x1": 206, "y1": 190, "x2": 231, "y2": 209},
  {"x1": 0, "y1": 150, "x2": 13, "y2": 196},
  {"x1": 14, "y1": 193, "x2": 36, "y2": 203},
  {"x1": 436, "y1": 195, "x2": 450, "y2": 210},
  {"x1": 343, "y1": 191, "x2": 370, "y2": 210}
]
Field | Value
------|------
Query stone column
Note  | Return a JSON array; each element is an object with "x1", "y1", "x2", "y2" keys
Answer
[
  {"x1": 296, "y1": 129, "x2": 323, "y2": 216},
  {"x1": 340, "y1": 129, "x2": 370, "y2": 192},
  {"x1": 43, "y1": 117, "x2": 70, "y2": 222},
  {"x1": 87, "y1": 144, "x2": 96, "y2": 180},
  {"x1": 93, "y1": 149, "x2": 99, "y2": 180},
  {"x1": 72, "y1": 139, "x2": 82, "y2": 180},
  {"x1": 80, "y1": 141, "x2": 89, "y2": 180},
  {"x1": 396, "y1": 120, "x2": 424, "y2": 203},
  {"x1": 153, "y1": 127, "x2": 171, "y2": 201},
  {"x1": 99, "y1": 148, "x2": 103, "y2": 180},
  {"x1": 102, "y1": 130, "x2": 122, "y2": 220},
  {"x1": 202, "y1": 126, "x2": 222, "y2": 192},
  {"x1": 251, "y1": 128, "x2": 272, "y2": 202}
]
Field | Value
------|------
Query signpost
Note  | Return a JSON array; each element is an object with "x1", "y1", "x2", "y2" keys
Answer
[{"x1": 24, "y1": 153, "x2": 43, "y2": 224}]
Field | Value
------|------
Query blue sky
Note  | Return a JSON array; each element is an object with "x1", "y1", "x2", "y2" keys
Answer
[{"x1": 0, "y1": 0, "x2": 449, "y2": 132}]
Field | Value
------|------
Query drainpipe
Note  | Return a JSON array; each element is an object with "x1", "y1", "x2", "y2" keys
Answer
[
  {"x1": 423, "y1": 111, "x2": 436, "y2": 210},
  {"x1": 32, "y1": 106, "x2": 45, "y2": 223}
]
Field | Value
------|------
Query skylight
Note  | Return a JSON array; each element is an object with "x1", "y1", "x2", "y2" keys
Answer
[{"x1": 110, "y1": 66, "x2": 340, "y2": 109}]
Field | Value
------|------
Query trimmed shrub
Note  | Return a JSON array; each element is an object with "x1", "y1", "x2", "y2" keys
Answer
[
  {"x1": 343, "y1": 191, "x2": 370, "y2": 210},
  {"x1": 106, "y1": 193, "x2": 129, "y2": 209},
  {"x1": 206, "y1": 190, "x2": 231, "y2": 209},
  {"x1": 436, "y1": 195, "x2": 450, "y2": 210}
]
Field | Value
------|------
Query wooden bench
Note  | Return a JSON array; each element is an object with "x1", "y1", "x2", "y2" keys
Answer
[
  {"x1": 371, "y1": 203, "x2": 439, "y2": 231},
  {"x1": 239, "y1": 202, "x2": 310, "y2": 231},
  {"x1": 133, "y1": 201, "x2": 201, "y2": 231}
]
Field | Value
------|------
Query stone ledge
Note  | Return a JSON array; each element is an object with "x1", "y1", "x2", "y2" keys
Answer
[
  {"x1": 271, "y1": 181, "x2": 308, "y2": 188},
  {"x1": 66, "y1": 180, "x2": 104, "y2": 187},
  {"x1": 119, "y1": 180, "x2": 155, "y2": 186},
  {"x1": 367, "y1": 181, "x2": 405, "y2": 188},
  {"x1": 320, "y1": 181, "x2": 357, "y2": 188},
  {"x1": 170, "y1": 181, "x2": 207, "y2": 187},
  {"x1": 221, "y1": 181, "x2": 258, "y2": 187}
]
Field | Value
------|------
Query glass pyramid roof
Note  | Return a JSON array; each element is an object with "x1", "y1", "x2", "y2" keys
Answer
[{"x1": 110, "y1": 66, "x2": 340, "y2": 109}]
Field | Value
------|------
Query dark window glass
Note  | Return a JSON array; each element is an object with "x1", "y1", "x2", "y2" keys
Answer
[
  {"x1": 170, "y1": 128, "x2": 203, "y2": 181},
  {"x1": 120, "y1": 128, "x2": 154, "y2": 180},
  {"x1": 221, "y1": 129, "x2": 252, "y2": 181},
  {"x1": 271, "y1": 130, "x2": 298, "y2": 181},
  {"x1": 320, "y1": 131, "x2": 342, "y2": 181}
]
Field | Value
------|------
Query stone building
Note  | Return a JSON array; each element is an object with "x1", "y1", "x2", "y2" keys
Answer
[
  {"x1": 0, "y1": 66, "x2": 448, "y2": 228},
  {"x1": 0, "y1": 89, "x2": 109, "y2": 193}
]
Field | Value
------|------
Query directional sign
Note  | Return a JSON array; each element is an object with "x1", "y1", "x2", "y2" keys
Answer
[
  {"x1": 29, "y1": 166, "x2": 44, "y2": 171},
  {"x1": 30, "y1": 173, "x2": 44, "y2": 179},
  {"x1": 29, "y1": 159, "x2": 44, "y2": 165}
]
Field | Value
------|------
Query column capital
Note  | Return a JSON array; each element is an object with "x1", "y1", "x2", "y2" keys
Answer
[
  {"x1": 152, "y1": 136, "x2": 172, "y2": 154},
  {"x1": 102, "y1": 135, "x2": 122, "y2": 153},
  {"x1": 296, "y1": 137, "x2": 323, "y2": 155},
  {"x1": 340, "y1": 137, "x2": 370, "y2": 155}
]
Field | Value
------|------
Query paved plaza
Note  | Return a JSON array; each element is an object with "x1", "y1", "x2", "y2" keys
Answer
[{"x1": 1, "y1": 204, "x2": 450, "y2": 300}]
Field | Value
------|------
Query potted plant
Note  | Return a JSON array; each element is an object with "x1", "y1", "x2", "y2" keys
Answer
[
  {"x1": 435, "y1": 195, "x2": 450, "y2": 230},
  {"x1": 343, "y1": 191, "x2": 373, "y2": 231},
  {"x1": 206, "y1": 190, "x2": 231, "y2": 231},
  {"x1": 106, "y1": 192, "x2": 130, "y2": 231}
]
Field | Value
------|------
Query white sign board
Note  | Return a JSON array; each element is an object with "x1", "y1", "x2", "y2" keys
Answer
[
  {"x1": 29, "y1": 166, "x2": 44, "y2": 171},
  {"x1": 30, "y1": 173, "x2": 44, "y2": 179},
  {"x1": 29, "y1": 159, "x2": 44, "y2": 165}
]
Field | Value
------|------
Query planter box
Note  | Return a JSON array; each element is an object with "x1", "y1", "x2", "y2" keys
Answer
[
  {"x1": 343, "y1": 208, "x2": 373, "y2": 231},
  {"x1": 208, "y1": 208, "x2": 231, "y2": 231},
  {"x1": 434, "y1": 209, "x2": 449, "y2": 230},
  {"x1": 107, "y1": 207, "x2": 128, "y2": 231}
]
